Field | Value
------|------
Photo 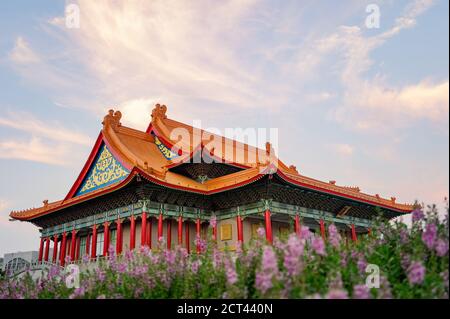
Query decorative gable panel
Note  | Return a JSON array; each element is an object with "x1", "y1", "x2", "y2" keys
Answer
[{"x1": 76, "y1": 144, "x2": 129, "y2": 196}]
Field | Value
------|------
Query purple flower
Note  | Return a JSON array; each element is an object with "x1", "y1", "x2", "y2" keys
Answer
[
  {"x1": 191, "y1": 260, "x2": 201, "y2": 274},
  {"x1": 435, "y1": 238, "x2": 449, "y2": 257},
  {"x1": 300, "y1": 226, "x2": 312, "y2": 240},
  {"x1": 96, "y1": 269, "x2": 106, "y2": 282},
  {"x1": 422, "y1": 223, "x2": 437, "y2": 249},
  {"x1": 224, "y1": 258, "x2": 238, "y2": 285},
  {"x1": 327, "y1": 224, "x2": 341, "y2": 248},
  {"x1": 412, "y1": 208, "x2": 425, "y2": 223},
  {"x1": 311, "y1": 236, "x2": 326, "y2": 256},
  {"x1": 283, "y1": 233, "x2": 304, "y2": 277},
  {"x1": 353, "y1": 284, "x2": 370, "y2": 299},
  {"x1": 407, "y1": 261, "x2": 426, "y2": 285},
  {"x1": 326, "y1": 289, "x2": 348, "y2": 299},
  {"x1": 255, "y1": 246, "x2": 278, "y2": 294},
  {"x1": 357, "y1": 258, "x2": 367, "y2": 275}
]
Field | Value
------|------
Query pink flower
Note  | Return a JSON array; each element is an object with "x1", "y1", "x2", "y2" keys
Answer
[
  {"x1": 435, "y1": 239, "x2": 449, "y2": 257},
  {"x1": 353, "y1": 284, "x2": 370, "y2": 299},
  {"x1": 407, "y1": 261, "x2": 426, "y2": 285},
  {"x1": 255, "y1": 246, "x2": 278, "y2": 294},
  {"x1": 311, "y1": 236, "x2": 326, "y2": 256},
  {"x1": 327, "y1": 224, "x2": 341, "y2": 248},
  {"x1": 326, "y1": 289, "x2": 348, "y2": 299},
  {"x1": 422, "y1": 223, "x2": 437, "y2": 249},
  {"x1": 283, "y1": 233, "x2": 304, "y2": 276}
]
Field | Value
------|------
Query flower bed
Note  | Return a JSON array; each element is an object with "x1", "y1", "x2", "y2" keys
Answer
[{"x1": 1, "y1": 206, "x2": 448, "y2": 299}]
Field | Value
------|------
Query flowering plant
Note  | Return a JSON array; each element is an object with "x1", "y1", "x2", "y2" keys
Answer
[{"x1": 1, "y1": 204, "x2": 448, "y2": 299}]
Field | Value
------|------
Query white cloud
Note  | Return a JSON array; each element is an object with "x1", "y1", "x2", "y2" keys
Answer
[
  {"x1": 0, "y1": 112, "x2": 91, "y2": 146},
  {"x1": 8, "y1": 37, "x2": 40, "y2": 64},
  {"x1": 117, "y1": 98, "x2": 159, "y2": 130},
  {"x1": 0, "y1": 137, "x2": 72, "y2": 166},
  {"x1": 331, "y1": 143, "x2": 354, "y2": 156}
]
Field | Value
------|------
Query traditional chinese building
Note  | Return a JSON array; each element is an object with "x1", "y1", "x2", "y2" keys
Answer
[{"x1": 10, "y1": 104, "x2": 413, "y2": 265}]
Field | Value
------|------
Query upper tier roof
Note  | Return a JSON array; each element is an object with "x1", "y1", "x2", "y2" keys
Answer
[{"x1": 10, "y1": 104, "x2": 414, "y2": 221}]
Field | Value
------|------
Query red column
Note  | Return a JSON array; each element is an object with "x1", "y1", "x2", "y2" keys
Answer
[
  {"x1": 103, "y1": 222, "x2": 110, "y2": 256},
  {"x1": 146, "y1": 219, "x2": 152, "y2": 249},
  {"x1": 44, "y1": 237, "x2": 50, "y2": 262},
  {"x1": 116, "y1": 219, "x2": 123, "y2": 255},
  {"x1": 52, "y1": 235, "x2": 59, "y2": 263},
  {"x1": 130, "y1": 215, "x2": 136, "y2": 250},
  {"x1": 157, "y1": 213, "x2": 163, "y2": 241},
  {"x1": 367, "y1": 228, "x2": 371, "y2": 236},
  {"x1": 141, "y1": 212, "x2": 147, "y2": 247},
  {"x1": 60, "y1": 232, "x2": 67, "y2": 266},
  {"x1": 178, "y1": 216, "x2": 183, "y2": 245},
  {"x1": 38, "y1": 238, "x2": 44, "y2": 262},
  {"x1": 167, "y1": 219, "x2": 172, "y2": 250},
  {"x1": 294, "y1": 215, "x2": 301, "y2": 237},
  {"x1": 75, "y1": 236, "x2": 81, "y2": 261},
  {"x1": 320, "y1": 219, "x2": 326, "y2": 240},
  {"x1": 236, "y1": 215, "x2": 243, "y2": 243},
  {"x1": 196, "y1": 218, "x2": 201, "y2": 254},
  {"x1": 212, "y1": 221, "x2": 217, "y2": 242},
  {"x1": 91, "y1": 225, "x2": 97, "y2": 259},
  {"x1": 264, "y1": 210, "x2": 273, "y2": 244},
  {"x1": 85, "y1": 233, "x2": 91, "y2": 256},
  {"x1": 185, "y1": 220, "x2": 190, "y2": 253},
  {"x1": 70, "y1": 229, "x2": 77, "y2": 262},
  {"x1": 351, "y1": 224, "x2": 357, "y2": 242}
]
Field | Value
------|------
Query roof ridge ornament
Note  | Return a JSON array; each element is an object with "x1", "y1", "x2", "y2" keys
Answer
[
  {"x1": 151, "y1": 103, "x2": 167, "y2": 121},
  {"x1": 102, "y1": 109, "x2": 122, "y2": 129}
]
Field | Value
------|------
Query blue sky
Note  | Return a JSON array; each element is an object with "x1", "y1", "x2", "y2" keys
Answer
[{"x1": 0, "y1": 0, "x2": 448, "y2": 256}]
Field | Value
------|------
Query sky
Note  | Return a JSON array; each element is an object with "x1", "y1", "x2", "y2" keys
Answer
[{"x1": 0, "y1": 0, "x2": 448, "y2": 256}]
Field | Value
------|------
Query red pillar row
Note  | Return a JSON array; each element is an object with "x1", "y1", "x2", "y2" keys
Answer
[
  {"x1": 157, "y1": 213, "x2": 163, "y2": 241},
  {"x1": 294, "y1": 214, "x2": 301, "y2": 237},
  {"x1": 319, "y1": 219, "x2": 326, "y2": 240},
  {"x1": 178, "y1": 216, "x2": 183, "y2": 245},
  {"x1": 38, "y1": 238, "x2": 44, "y2": 262},
  {"x1": 196, "y1": 218, "x2": 201, "y2": 254},
  {"x1": 141, "y1": 212, "x2": 147, "y2": 247},
  {"x1": 91, "y1": 225, "x2": 97, "y2": 259},
  {"x1": 236, "y1": 215, "x2": 243, "y2": 243},
  {"x1": 167, "y1": 219, "x2": 172, "y2": 250},
  {"x1": 130, "y1": 215, "x2": 136, "y2": 250},
  {"x1": 44, "y1": 237, "x2": 50, "y2": 262},
  {"x1": 212, "y1": 221, "x2": 217, "y2": 242},
  {"x1": 351, "y1": 224, "x2": 357, "y2": 242},
  {"x1": 116, "y1": 219, "x2": 123, "y2": 255},
  {"x1": 52, "y1": 235, "x2": 59, "y2": 263},
  {"x1": 146, "y1": 219, "x2": 152, "y2": 249},
  {"x1": 103, "y1": 222, "x2": 110, "y2": 256},
  {"x1": 264, "y1": 210, "x2": 273, "y2": 244},
  {"x1": 185, "y1": 220, "x2": 190, "y2": 254},
  {"x1": 75, "y1": 236, "x2": 81, "y2": 261},
  {"x1": 60, "y1": 232, "x2": 67, "y2": 266},
  {"x1": 70, "y1": 229, "x2": 77, "y2": 262},
  {"x1": 86, "y1": 233, "x2": 91, "y2": 256}
]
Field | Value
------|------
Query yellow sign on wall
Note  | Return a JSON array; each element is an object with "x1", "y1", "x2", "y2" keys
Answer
[{"x1": 220, "y1": 224, "x2": 232, "y2": 241}]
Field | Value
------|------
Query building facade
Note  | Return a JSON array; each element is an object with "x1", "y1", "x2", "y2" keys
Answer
[
  {"x1": 2, "y1": 251, "x2": 39, "y2": 274},
  {"x1": 10, "y1": 104, "x2": 413, "y2": 265}
]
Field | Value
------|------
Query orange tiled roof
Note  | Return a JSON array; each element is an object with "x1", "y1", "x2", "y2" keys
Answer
[{"x1": 10, "y1": 104, "x2": 414, "y2": 221}]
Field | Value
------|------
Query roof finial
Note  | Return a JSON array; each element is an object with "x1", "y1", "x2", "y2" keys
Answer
[
  {"x1": 151, "y1": 103, "x2": 167, "y2": 121},
  {"x1": 102, "y1": 109, "x2": 122, "y2": 129}
]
